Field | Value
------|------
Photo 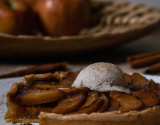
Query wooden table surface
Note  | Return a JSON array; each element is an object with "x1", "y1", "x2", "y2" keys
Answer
[{"x1": 0, "y1": 26, "x2": 160, "y2": 77}]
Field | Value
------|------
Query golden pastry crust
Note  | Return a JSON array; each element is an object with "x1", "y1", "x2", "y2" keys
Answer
[
  {"x1": 39, "y1": 105, "x2": 160, "y2": 125},
  {"x1": 5, "y1": 118, "x2": 39, "y2": 124}
]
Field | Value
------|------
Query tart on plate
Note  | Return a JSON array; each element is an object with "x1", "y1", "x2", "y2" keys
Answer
[{"x1": 4, "y1": 63, "x2": 160, "y2": 125}]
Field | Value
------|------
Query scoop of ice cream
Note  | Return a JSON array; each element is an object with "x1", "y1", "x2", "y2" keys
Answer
[{"x1": 72, "y1": 62, "x2": 130, "y2": 93}]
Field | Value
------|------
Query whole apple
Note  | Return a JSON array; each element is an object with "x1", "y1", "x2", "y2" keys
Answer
[
  {"x1": 23, "y1": 0, "x2": 37, "y2": 7},
  {"x1": 34, "y1": 0, "x2": 91, "y2": 37},
  {"x1": 0, "y1": 0, "x2": 34, "y2": 35}
]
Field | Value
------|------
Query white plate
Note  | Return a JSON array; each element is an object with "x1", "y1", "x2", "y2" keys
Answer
[{"x1": 0, "y1": 74, "x2": 160, "y2": 125}]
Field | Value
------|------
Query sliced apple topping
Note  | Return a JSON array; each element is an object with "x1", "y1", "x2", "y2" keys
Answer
[
  {"x1": 80, "y1": 91, "x2": 99, "y2": 109},
  {"x1": 149, "y1": 80, "x2": 159, "y2": 91},
  {"x1": 65, "y1": 87, "x2": 91, "y2": 97},
  {"x1": 11, "y1": 89, "x2": 66, "y2": 106},
  {"x1": 69, "y1": 99, "x2": 104, "y2": 114},
  {"x1": 110, "y1": 91, "x2": 143, "y2": 112},
  {"x1": 133, "y1": 90, "x2": 160, "y2": 107},
  {"x1": 68, "y1": 91, "x2": 104, "y2": 114},
  {"x1": 31, "y1": 85, "x2": 57, "y2": 90},
  {"x1": 59, "y1": 72, "x2": 79, "y2": 87},
  {"x1": 98, "y1": 93, "x2": 110, "y2": 112},
  {"x1": 125, "y1": 73, "x2": 150, "y2": 91},
  {"x1": 46, "y1": 93, "x2": 86, "y2": 114},
  {"x1": 107, "y1": 99, "x2": 120, "y2": 112}
]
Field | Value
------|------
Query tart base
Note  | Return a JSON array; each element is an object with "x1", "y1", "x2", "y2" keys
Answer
[
  {"x1": 5, "y1": 118, "x2": 39, "y2": 124},
  {"x1": 39, "y1": 106, "x2": 160, "y2": 125}
]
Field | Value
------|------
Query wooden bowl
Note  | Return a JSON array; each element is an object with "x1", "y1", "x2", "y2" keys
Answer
[{"x1": 0, "y1": 0, "x2": 160, "y2": 58}]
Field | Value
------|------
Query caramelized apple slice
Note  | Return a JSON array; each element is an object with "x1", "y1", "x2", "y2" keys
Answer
[
  {"x1": 32, "y1": 83, "x2": 73, "y2": 90},
  {"x1": 124, "y1": 73, "x2": 131, "y2": 84},
  {"x1": 32, "y1": 81, "x2": 58, "y2": 86},
  {"x1": 132, "y1": 90, "x2": 160, "y2": 107},
  {"x1": 98, "y1": 93, "x2": 109, "y2": 112},
  {"x1": 46, "y1": 93, "x2": 86, "y2": 114},
  {"x1": 70, "y1": 99, "x2": 104, "y2": 114},
  {"x1": 128, "y1": 73, "x2": 150, "y2": 90},
  {"x1": 149, "y1": 80, "x2": 159, "y2": 91},
  {"x1": 65, "y1": 87, "x2": 91, "y2": 97},
  {"x1": 31, "y1": 85, "x2": 57, "y2": 90},
  {"x1": 26, "y1": 106, "x2": 42, "y2": 116},
  {"x1": 107, "y1": 99, "x2": 120, "y2": 111},
  {"x1": 59, "y1": 72, "x2": 78, "y2": 86},
  {"x1": 11, "y1": 89, "x2": 66, "y2": 106},
  {"x1": 118, "y1": 94, "x2": 142, "y2": 113},
  {"x1": 80, "y1": 91, "x2": 99, "y2": 109},
  {"x1": 52, "y1": 71, "x2": 69, "y2": 80},
  {"x1": 32, "y1": 72, "x2": 78, "y2": 87},
  {"x1": 110, "y1": 91, "x2": 142, "y2": 112},
  {"x1": 109, "y1": 91, "x2": 123, "y2": 99}
]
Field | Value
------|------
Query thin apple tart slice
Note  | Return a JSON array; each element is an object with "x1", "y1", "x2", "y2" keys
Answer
[{"x1": 4, "y1": 72, "x2": 160, "y2": 125}]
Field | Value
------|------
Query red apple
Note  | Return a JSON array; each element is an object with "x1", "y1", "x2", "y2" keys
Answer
[
  {"x1": 23, "y1": 0, "x2": 37, "y2": 7},
  {"x1": 0, "y1": 0, "x2": 34, "y2": 35},
  {"x1": 34, "y1": 0, "x2": 91, "y2": 37}
]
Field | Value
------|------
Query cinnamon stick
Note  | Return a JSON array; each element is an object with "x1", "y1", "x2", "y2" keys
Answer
[
  {"x1": 146, "y1": 62, "x2": 160, "y2": 73},
  {"x1": 129, "y1": 54, "x2": 160, "y2": 68},
  {"x1": 127, "y1": 51, "x2": 160, "y2": 62},
  {"x1": 0, "y1": 62, "x2": 68, "y2": 78}
]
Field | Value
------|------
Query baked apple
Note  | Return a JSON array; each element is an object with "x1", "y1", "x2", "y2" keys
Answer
[
  {"x1": 0, "y1": 0, "x2": 34, "y2": 35},
  {"x1": 34, "y1": 0, "x2": 91, "y2": 37}
]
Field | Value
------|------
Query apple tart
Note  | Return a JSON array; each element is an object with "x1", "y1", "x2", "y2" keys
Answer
[{"x1": 4, "y1": 71, "x2": 160, "y2": 125}]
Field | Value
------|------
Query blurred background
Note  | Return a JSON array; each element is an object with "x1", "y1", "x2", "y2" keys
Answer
[
  {"x1": 125, "y1": 0, "x2": 160, "y2": 8},
  {"x1": 0, "y1": 0, "x2": 160, "y2": 74},
  {"x1": 0, "y1": 0, "x2": 160, "y2": 75}
]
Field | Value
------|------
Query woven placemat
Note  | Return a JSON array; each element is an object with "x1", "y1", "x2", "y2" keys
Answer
[{"x1": 0, "y1": 0, "x2": 160, "y2": 57}]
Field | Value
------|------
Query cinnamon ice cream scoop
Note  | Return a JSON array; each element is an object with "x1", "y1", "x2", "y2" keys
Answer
[{"x1": 72, "y1": 62, "x2": 130, "y2": 93}]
